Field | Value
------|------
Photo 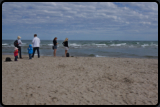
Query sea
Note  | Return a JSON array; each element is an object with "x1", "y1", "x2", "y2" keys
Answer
[{"x1": 2, "y1": 40, "x2": 158, "y2": 59}]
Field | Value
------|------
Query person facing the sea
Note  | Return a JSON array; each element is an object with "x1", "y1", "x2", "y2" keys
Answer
[
  {"x1": 17, "y1": 36, "x2": 23, "y2": 59},
  {"x1": 14, "y1": 47, "x2": 18, "y2": 61},
  {"x1": 53, "y1": 37, "x2": 58, "y2": 57},
  {"x1": 62, "y1": 38, "x2": 69, "y2": 57},
  {"x1": 32, "y1": 34, "x2": 40, "y2": 58},
  {"x1": 28, "y1": 44, "x2": 33, "y2": 59}
]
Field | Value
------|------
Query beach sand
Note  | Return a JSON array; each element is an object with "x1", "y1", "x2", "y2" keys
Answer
[{"x1": 2, "y1": 55, "x2": 158, "y2": 105}]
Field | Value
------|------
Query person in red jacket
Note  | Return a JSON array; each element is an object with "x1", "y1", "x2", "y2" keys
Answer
[{"x1": 14, "y1": 47, "x2": 18, "y2": 61}]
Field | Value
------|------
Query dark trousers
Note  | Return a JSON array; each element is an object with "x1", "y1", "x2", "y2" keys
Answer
[
  {"x1": 32, "y1": 47, "x2": 40, "y2": 58},
  {"x1": 15, "y1": 56, "x2": 18, "y2": 61},
  {"x1": 29, "y1": 54, "x2": 32, "y2": 59},
  {"x1": 17, "y1": 46, "x2": 22, "y2": 58}
]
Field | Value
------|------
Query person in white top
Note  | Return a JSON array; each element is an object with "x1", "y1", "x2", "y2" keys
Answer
[
  {"x1": 17, "y1": 36, "x2": 23, "y2": 59},
  {"x1": 32, "y1": 34, "x2": 40, "y2": 58}
]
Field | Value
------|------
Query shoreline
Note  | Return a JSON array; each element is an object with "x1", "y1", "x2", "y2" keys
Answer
[
  {"x1": 2, "y1": 55, "x2": 158, "y2": 105},
  {"x1": 2, "y1": 53, "x2": 158, "y2": 59}
]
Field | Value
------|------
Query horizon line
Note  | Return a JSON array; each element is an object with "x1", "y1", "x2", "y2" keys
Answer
[{"x1": 2, "y1": 39, "x2": 158, "y2": 41}]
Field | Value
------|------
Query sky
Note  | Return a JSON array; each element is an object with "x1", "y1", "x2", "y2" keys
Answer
[{"x1": 2, "y1": 2, "x2": 158, "y2": 40}]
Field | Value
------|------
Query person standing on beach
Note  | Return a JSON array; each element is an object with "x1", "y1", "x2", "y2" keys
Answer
[
  {"x1": 62, "y1": 38, "x2": 69, "y2": 57},
  {"x1": 32, "y1": 34, "x2": 40, "y2": 58},
  {"x1": 28, "y1": 44, "x2": 33, "y2": 59},
  {"x1": 17, "y1": 36, "x2": 23, "y2": 59},
  {"x1": 53, "y1": 37, "x2": 58, "y2": 57},
  {"x1": 14, "y1": 47, "x2": 18, "y2": 61}
]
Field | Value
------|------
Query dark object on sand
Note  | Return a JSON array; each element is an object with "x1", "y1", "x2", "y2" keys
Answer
[
  {"x1": 71, "y1": 56, "x2": 74, "y2": 57},
  {"x1": 5, "y1": 57, "x2": 12, "y2": 62},
  {"x1": 66, "y1": 53, "x2": 69, "y2": 57}
]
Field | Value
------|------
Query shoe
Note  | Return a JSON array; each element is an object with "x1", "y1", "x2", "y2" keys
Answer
[{"x1": 20, "y1": 58, "x2": 23, "y2": 59}]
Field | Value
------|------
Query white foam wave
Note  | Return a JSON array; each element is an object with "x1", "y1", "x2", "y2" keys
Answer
[
  {"x1": 95, "y1": 55, "x2": 106, "y2": 57},
  {"x1": 2, "y1": 43, "x2": 8, "y2": 46},
  {"x1": 150, "y1": 43, "x2": 158, "y2": 47},
  {"x1": 70, "y1": 43, "x2": 81, "y2": 47},
  {"x1": 2, "y1": 44, "x2": 15, "y2": 47},
  {"x1": 95, "y1": 44, "x2": 107, "y2": 46},
  {"x1": 70, "y1": 43, "x2": 107, "y2": 48},
  {"x1": 141, "y1": 44, "x2": 149, "y2": 47},
  {"x1": 110, "y1": 43, "x2": 126, "y2": 46},
  {"x1": 48, "y1": 44, "x2": 53, "y2": 46},
  {"x1": 91, "y1": 43, "x2": 107, "y2": 47},
  {"x1": 97, "y1": 46, "x2": 108, "y2": 48}
]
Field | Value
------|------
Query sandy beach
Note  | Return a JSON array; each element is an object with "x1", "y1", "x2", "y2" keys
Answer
[{"x1": 2, "y1": 55, "x2": 158, "y2": 105}]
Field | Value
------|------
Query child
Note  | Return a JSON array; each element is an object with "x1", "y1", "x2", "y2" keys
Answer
[
  {"x1": 28, "y1": 44, "x2": 33, "y2": 59},
  {"x1": 14, "y1": 47, "x2": 18, "y2": 61}
]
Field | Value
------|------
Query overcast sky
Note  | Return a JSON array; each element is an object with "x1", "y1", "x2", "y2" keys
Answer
[{"x1": 2, "y1": 2, "x2": 158, "y2": 40}]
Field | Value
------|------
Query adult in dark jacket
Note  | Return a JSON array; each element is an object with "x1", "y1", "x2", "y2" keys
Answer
[
  {"x1": 62, "y1": 38, "x2": 69, "y2": 57},
  {"x1": 53, "y1": 37, "x2": 58, "y2": 57}
]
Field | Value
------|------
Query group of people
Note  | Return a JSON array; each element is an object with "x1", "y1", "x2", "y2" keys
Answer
[
  {"x1": 14, "y1": 34, "x2": 69, "y2": 61},
  {"x1": 53, "y1": 37, "x2": 69, "y2": 57},
  {"x1": 14, "y1": 34, "x2": 40, "y2": 61}
]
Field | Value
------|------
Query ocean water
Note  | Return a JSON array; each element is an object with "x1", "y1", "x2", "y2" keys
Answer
[{"x1": 2, "y1": 40, "x2": 158, "y2": 58}]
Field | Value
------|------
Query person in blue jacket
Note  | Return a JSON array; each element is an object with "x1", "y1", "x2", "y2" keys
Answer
[{"x1": 28, "y1": 44, "x2": 33, "y2": 59}]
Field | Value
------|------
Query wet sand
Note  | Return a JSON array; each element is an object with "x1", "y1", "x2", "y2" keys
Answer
[{"x1": 2, "y1": 55, "x2": 158, "y2": 105}]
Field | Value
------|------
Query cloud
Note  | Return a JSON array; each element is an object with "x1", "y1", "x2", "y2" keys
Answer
[
  {"x1": 140, "y1": 22, "x2": 151, "y2": 25},
  {"x1": 119, "y1": 2, "x2": 158, "y2": 11},
  {"x1": 2, "y1": 2, "x2": 158, "y2": 40},
  {"x1": 99, "y1": 2, "x2": 117, "y2": 8},
  {"x1": 2, "y1": 2, "x2": 157, "y2": 25}
]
